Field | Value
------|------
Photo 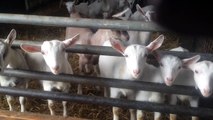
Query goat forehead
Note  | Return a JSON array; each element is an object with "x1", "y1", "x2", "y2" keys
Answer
[
  {"x1": 195, "y1": 61, "x2": 213, "y2": 71},
  {"x1": 42, "y1": 40, "x2": 64, "y2": 50},
  {"x1": 161, "y1": 55, "x2": 182, "y2": 66},
  {"x1": 125, "y1": 45, "x2": 147, "y2": 55}
]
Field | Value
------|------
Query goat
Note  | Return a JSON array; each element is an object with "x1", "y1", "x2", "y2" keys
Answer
[
  {"x1": 155, "y1": 48, "x2": 200, "y2": 120},
  {"x1": 99, "y1": 34, "x2": 164, "y2": 120},
  {"x1": 187, "y1": 60, "x2": 213, "y2": 98},
  {"x1": 0, "y1": 29, "x2": 29, "y2": 112},
  {"x1": 20, "y1": 34, "x2": 80, "y2": 117}
]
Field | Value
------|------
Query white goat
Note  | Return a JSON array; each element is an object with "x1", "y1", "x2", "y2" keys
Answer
[
  {"x1": 187, "y1": 60, "x2": 213, "y2": 98},
  {"x1": 0, "y1": 29, "x2": 29, "y2": 112},
  {"x1": 113, "y1": 4, "x2": 154, "y2": 45},
  {"x1": 155, "y1": 49, "x2": 201, "y2": 120},
  {"x1": 99, "y1": 35, "x2": 164, "y2": 120},
  {"x1": 20, "y1": 34, "x2": 80, "y2": 117}
]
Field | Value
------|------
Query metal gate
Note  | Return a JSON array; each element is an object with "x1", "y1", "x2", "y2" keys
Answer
[{"x1": 0, "y1": 13, "x2": 213, "y2": 118}]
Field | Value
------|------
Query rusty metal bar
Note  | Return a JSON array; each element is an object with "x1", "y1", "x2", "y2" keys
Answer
[
  {"x1": 0, "y1": 13, "x2": 166, "y2": 32},
  {"x1": 0, "y1": 86, "x2": 212, "y2": 117}
]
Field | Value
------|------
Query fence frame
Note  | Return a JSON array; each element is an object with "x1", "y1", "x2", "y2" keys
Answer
[{"x1": 0, "y1": 13, "x2": 213, "y2": 118}]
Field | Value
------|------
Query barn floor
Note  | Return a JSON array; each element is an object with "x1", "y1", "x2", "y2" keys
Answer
[{"x1": 0, "y1": 1, "x2": 191, "y2": 120}]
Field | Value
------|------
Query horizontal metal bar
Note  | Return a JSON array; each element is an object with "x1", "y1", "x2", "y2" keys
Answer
[
  {"x1": 0, "y1": 86, "x2": 212, "y2": 117},
  {"x1": 0, "y1": 68, "x2": 209, "y2": 98},
  {"x1": 158, "y1": 50, "x2": 213, "y2": 61},
  {"x1": 65, "y1": 46, "x2": 213, "y2": 61},
  {"x1": 11, "y1": 40, "x2": 213, "y2": 60},
  {"x1": 0, "y1": 13, "x2": 166, "y2": 32}
]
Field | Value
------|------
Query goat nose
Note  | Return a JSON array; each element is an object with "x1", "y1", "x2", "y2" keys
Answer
[
  {"x1": 53, "y1": 66, "x2": 59, "y2": 71},
  {"x1": 166, "y1": 77, "x2": 173, "y2": 82},
  {"x1": 133, "y1": 69, "x2": 140, "y2": 75},
  {"x1": 204, "y1": 88, "x2": 211, "y2": 94}
]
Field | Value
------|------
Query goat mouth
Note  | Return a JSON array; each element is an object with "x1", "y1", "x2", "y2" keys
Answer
[
  {"x1": 201, "y1": 91, "x2": 212, "y2": 97},
  {"x1": 165, "y1": 81, "x2": 173, "y2": 86},
  {"x1": 51, "y1": 70, "x2": 60, "y2": 75},
  {"x1": 132, "y1": 73, "x2": 141, "y2": 79}
]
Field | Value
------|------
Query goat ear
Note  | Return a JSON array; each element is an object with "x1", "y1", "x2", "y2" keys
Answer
[
  {"x1": 112, "y1": 7, "x2": 131, "y2": 20},
  {"x1": 5, "y1": 29, "x2": 16, "y2": 45},
  {"x1": 20, "y1": 44, "x2": 41, "y2": 53},
  {"x1": 146, "y1": 34, "x2": 164, "y2": 52},
  {"x1": 63, "y1": 34, "x2": 80, "y2": 47},
  {"x1": 182, "y1": 55, "x2": 200, "y2": 68},
  {"x1": 109, "y1": 37, "x2": 126, "y2": 55}
]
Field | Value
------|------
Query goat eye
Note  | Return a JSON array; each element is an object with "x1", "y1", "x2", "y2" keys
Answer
[
  {"x1": 145, "y1": 54, "x2": 148, "y2": 57},
  {"x1": 178, "y1": 66, "x2": 181, "y2": 69},
  {"x1": 195, "y1": 70, "x2": 199, "y2": 74},
  {"x1": 159, "y1": 63, "x2": 163, "y2": 67}
]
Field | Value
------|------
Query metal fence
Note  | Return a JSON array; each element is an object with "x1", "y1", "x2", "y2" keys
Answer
[{"x1": 0, "y1": 13, "x2": 213, "y2": 118}]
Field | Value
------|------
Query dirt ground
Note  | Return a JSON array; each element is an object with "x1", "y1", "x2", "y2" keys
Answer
[{"x1": 0, "y1": 1, "x2": 192, "y2": 120}]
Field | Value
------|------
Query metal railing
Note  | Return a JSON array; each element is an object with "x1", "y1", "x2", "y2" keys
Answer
[
  {"x1": 0, "y1": 13, "x2": 166, "y2": 32},
  {"x1": 0, "y1": 13, "x2": 213, "y2": 118},
  {"x1": 0, "y1": 68, "x2": 203, "y2": 97},
  {"x1": 11, "y1": 39, "x2": 213, "y2": 61},
  {"x1": 0, "y1": 86, "x2": 213, "y2": 117}
]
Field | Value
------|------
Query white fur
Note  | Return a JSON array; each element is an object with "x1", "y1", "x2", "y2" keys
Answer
[
  {"x1": 188, "y1": 60, "x2": 213, "y2": 98},
  {"x1": 0, "y1": 29, "x2": 29, "y2": 112},
  {"x1": 170, "y1": 46, "x2": 189, "y2": 52},
  {"x1": 89, "y1": 29, "x2": 129, "y2": 75},
  {"x1": 158, "y1": 47, "x2": 200, "y2": 120},
  {"x1": 159, "y1": 46, "x2": 190, "y2": 86},
  {"x1": 135, "y1": 63, "x2": 164, "y2": 120},
  {"x1": 99, "y1": 35, "x2": 164, "y2": 120},
  {"x1": 20, "y1": 35, "x2": 79, "y2": 117}
]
